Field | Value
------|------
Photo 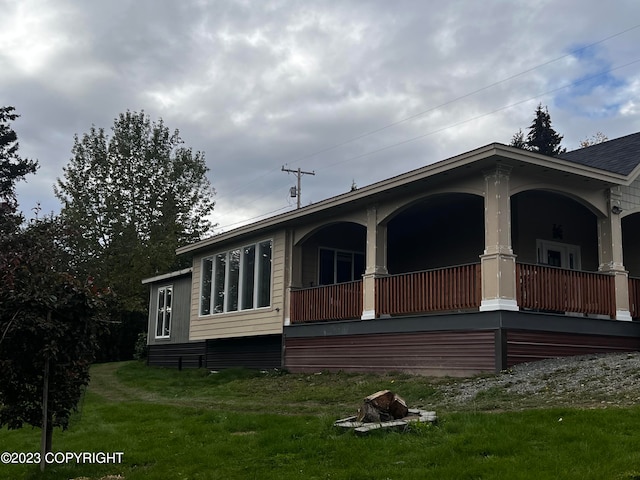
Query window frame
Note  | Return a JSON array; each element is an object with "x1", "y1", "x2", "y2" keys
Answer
[
  {"x1": 318, "y1": 247, "x2": 365, "y2": 285},
  {"x1": 536, "y1": 239, "x2": 582, "y2": 270},
  {"x1": 155, "y1": 284, "x2": 173, "y2": 339},
  {"x1": 199, "y1": 238, "x2": 273, "y2": 316}
]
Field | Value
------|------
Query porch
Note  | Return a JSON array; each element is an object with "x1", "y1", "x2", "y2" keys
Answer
[{"x1": 290, "y1": 263, "x2": 637, "y2": 324}]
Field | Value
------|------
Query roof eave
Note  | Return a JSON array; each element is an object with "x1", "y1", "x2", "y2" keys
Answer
[
  {"x1": 176, "y1": 143, "x2": 502, "y2": 255},
  {"x1": 177, "y1": 143, "x2": 631, "y2": 256},
  {"x1": 141, "y1": 267, "x2": 193, "y2": 285}
]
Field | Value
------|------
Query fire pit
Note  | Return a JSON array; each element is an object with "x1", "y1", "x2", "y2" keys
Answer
[{"x1": 334, "y1": 390, "x2": 437, "y2": 435}]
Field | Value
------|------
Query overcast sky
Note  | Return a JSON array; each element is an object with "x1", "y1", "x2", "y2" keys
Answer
[{"x1": 3, "y1": 0, "x2": 640, "y2": 233}]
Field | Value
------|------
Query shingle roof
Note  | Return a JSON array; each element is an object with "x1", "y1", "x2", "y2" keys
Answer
[{"x1": 557, "y1": 131, "x2": 640, "y2": 176}]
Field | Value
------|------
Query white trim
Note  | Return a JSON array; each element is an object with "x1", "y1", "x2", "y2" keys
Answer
[
  {"x1": 155, "y1": 284, "x2": 173, "y2": 339},
  {"x1": 178, "y1": 143, "x2": 632, "y2": 256},
  {"x1": 616, "y1": 310, "x2": 633, "y2": 321},
  {"x1": 479, "y1": 298, "x2": 519, "y2": 312},
  {"x1": 284, "y1": 317, "x2": 291, "y2": 326},
  {"x1": 199, "y1": 238, "x2": 273, "y2": 316},
  {"x1": 536, "y1": 239, "x2": 581, "y2": 270},
  {"x1": 142, "y1": 268, "x2": 192, "y2": 285},
  {"x1": 361, "y1": 310, "x2": 376, "y2": 320}
]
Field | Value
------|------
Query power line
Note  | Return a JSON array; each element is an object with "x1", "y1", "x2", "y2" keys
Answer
[
  {"x1": 212, "y1": 23, "x2": 640, "y2": 210},
  {"x1": 286, "y1": 23, "x2": 640, "y2": 166},
  {"x1": 211, "y1": 24, "x2": 640, "y2": 226},
  {"x1": 214, "y1": 204, "x2": 292, "y2": 232},
  {"x1": 313, "y1": 58, "x2": 640, "y2": 172},
  {"x1": 213, "y1": 56, "x2": 640, "y2": 231}
]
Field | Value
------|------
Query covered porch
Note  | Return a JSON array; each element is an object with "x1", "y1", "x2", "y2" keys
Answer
[
  {"x1": 290, "y1": 262, "x2": 629, "y2": 323},
  {"x1": 288, "y1": 169, "x2": 638, "y2": 326}
]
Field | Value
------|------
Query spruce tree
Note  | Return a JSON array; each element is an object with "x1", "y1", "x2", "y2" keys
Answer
[
  {"x1": 0, "y1": 106, "x2": 38, "y2": 234},
  {"x1": 524, "y1": 104, "x2": 565, "y2": 156}
]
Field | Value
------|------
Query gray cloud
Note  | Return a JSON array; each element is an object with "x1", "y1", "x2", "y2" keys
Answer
[{"x1": 3, "y1": 0, "x2": 640, "y2": 231}]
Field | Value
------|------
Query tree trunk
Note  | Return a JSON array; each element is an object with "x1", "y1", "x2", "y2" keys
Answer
[{"x1": 40, "y1": 354, "x2": 50, "y2": 472}]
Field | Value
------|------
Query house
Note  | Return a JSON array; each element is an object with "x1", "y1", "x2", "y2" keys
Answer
[{"x1": 143, "y1": 132, "x2": 640, "y2": 376}]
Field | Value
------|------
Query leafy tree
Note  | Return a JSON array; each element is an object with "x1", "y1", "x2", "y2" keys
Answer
[
  {"x1": 0, "y1": 215, "x2": 110, "y2": 465},
  {"x1": 510, "y1": 104, "x2": 565, "y2": 156},
  {"x1": 580, "y1": 132, "x2": 608, "y2": 148},
  {"x1": 0, "y1": 108, "x2": 108, "y2": 467},
  {"x1": 0, "y1": 106, "x2": 38, "y2": 234},
  {"x1": 55, "y1": 110, "x2": 215, "y2": 313}
]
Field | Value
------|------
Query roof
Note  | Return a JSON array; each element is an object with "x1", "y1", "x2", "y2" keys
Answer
[
  {"x1": 141, "y1": 267, "x2": 192, "y2": 285},
  {"x1": 178, "y1": 138, "x2": 638, "y2": 256},
  {"x1": 558, "y1": 132, "x2": 640, "y2": 175}
]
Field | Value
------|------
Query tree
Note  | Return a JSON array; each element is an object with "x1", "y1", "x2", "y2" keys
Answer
[
  {"x1": 0, "y1": 109, "x2": 108, "y2": 469},
  {"x1": 0, "y1": 215, "x2": 110, "y2": 467},
  {"x1": 510, "y1": 104, "x2": 565, "y2": 156},
  {"x1": 55, "y1": 111, "x2": 215, "y2": 313},
  {"x1": 509, "y1": 129, "x2": 527, "y2": 149},
  {"x1": 580, "y1": 132, "x2": 608, "y2": 148},
  {"x1": 0, "y1": 106, "x2": 38, "y2": 234}
]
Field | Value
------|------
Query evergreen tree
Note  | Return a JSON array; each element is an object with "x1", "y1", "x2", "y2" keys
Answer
[
  {"x1": 509, "y1": 129, "x2": 527, "y2": 149},
  {"x1": 524, "y1": 104, "x2": 565, "y2": 156},
  {"x1": 510, "y1": 104, "x2": 565, "y2": 156},
  {"x1": 0, "y1": 106, "x2": 38, "y2": 234}
]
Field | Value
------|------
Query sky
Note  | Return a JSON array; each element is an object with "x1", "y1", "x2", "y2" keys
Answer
[{"x1": 2, "y1": 0, "x2": 640, "y2": 233}]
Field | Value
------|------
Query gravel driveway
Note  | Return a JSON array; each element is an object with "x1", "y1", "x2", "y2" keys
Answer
[{"x1": 437, "y1": 352, "x2": 640, "y2": 410}]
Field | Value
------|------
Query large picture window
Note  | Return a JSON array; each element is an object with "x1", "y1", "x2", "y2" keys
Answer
[
  {"x1": 319, "y1": 248, "x2": 365, "y2": 285},
  {"x1": 155, "y1": 285, "x2": 172, "y2": 338},
  {"x1": 200, "y1": 240, "x2": 273, "y2": 315}
]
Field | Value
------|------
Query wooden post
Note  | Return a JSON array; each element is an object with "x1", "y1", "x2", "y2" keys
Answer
[{"x1": 40, "y1": 354, "x2": 49, "y2": 472}]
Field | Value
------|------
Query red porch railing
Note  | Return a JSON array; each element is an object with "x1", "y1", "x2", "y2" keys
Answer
[
  {"x1": 516, "y1": 263, "x2": 616, "y2": 318},
  {"x1": 290, "y1": 280, "x2": 363, "y2": 323},
  {"x1": 376, "y1": 263, "x2": 481, "y2": 316},
  {"x1": 630, "y1": 277, "x2": 640, "y2": 319}
]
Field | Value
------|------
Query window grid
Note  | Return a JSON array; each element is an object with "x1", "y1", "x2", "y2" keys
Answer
[
  {"x1": 155, "y1": 285, "x2": 172, "y2": 338},
  {"x1": 318, "y1": 247, "x2": 365, "y2": 285},
  {"x1": 200, "y1": 239, "x2": 272, "y2": 316}
]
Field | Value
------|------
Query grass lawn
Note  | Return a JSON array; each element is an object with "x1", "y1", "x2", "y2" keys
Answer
[{"x1": 2, "y1": 362, "x2": 640, "y2": 479}]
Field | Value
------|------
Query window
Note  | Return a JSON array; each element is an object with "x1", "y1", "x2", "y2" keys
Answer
[
  {"x1": 318, "y1": 248, "x2": 365, "y2": 285},
  {"x1": 536, "y1": 239, "x2": 581, "y2": 270},
  {"x1": 156, "y1": 285, "x2": 172, "y2": 338},
  {"x1": 257, "y1": 240, "x2": 272, "y2": 307},
  {"x1": 200, "y1": 240, "x2": 273, "y2": 315}
]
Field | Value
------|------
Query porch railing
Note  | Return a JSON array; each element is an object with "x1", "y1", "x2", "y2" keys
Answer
[
  {"x1": 630, "y1": 277, "x2": 640, "y2": 319},
  {"x1": 376, "y1": 263, "x2": 481, "y2": 316},
  {"x1": 516, "y1": 263, "x2": 616, "y2": 318},
  {"x1": 290, "y1": 280, "x2": 363, "y2": 323}
]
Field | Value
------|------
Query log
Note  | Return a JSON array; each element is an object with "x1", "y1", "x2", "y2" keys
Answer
[{"x1": 356, "y1": 390, "x2": 409, "y2": 422}]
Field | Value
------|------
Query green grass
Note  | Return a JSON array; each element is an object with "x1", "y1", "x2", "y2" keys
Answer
[{"x1": 2, "y1": 362, "x2": 640, "y2": 479}]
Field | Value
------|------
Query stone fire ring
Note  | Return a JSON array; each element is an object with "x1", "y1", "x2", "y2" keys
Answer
[{"x1": 334, "y1": 409, "x2": 437, "y2": 435}]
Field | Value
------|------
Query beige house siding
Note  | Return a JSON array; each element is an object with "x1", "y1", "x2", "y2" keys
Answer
[{"x1": 189, "y1": 230, "x2": 286, "y2": 340}]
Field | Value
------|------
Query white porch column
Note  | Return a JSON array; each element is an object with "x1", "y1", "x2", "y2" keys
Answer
[
  {"x1": 362, "y1": 205, "x2": 388, "y2": 319},
  {"x1": 598, "y1": 188, "x2": 631, "y2": 321},
  {"x1": 479, "y1": 165, "x2": 519, "y2": 311}
]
